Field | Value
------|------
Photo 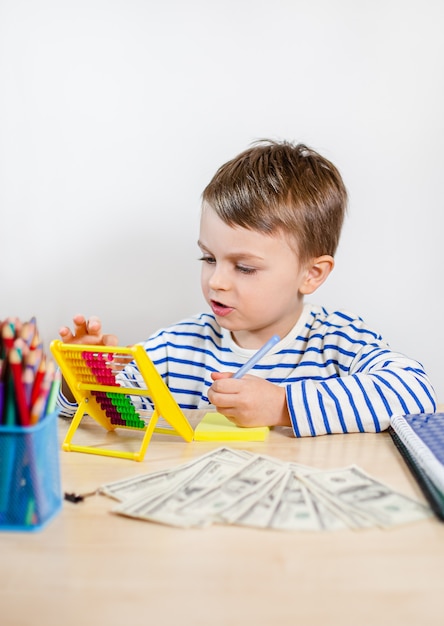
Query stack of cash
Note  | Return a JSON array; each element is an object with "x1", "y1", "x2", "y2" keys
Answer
[{"x1": 99, "y1": 447, "x2": 431, "y2": 531}]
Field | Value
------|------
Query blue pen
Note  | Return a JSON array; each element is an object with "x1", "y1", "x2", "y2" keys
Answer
[{"x1": 232, "y1": 334, "x2": 280, "y2": 379}]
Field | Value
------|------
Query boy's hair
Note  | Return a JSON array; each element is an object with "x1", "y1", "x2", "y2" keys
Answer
[{"x1": 202, "y1": 140, "x2": 347, "y2": 264}]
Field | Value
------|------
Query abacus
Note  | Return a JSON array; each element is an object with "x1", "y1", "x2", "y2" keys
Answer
[{"x1": 50, "y1": 341, "x2": 194, "y2": 461}]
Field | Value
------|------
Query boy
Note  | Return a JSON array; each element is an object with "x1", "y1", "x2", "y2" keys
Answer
[{"x1": 58, "y1": 140, "x2": 436, "y2": 436}]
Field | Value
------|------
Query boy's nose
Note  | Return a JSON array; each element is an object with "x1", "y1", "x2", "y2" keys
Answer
[{"x1": 208, "y1": 265, "x2": 230, "y2": 291}]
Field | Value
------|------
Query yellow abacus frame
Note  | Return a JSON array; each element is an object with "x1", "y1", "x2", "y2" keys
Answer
[{"x1": 50, "y1": 341, "x2": 194, "y2": 461}]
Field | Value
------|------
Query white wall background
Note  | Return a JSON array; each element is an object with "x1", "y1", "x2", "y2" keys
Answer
[{"x1": 1, "y1": 0, "x2": 443, "y2": 400}]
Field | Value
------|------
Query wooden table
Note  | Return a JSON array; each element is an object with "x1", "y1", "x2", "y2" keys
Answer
[{"x1": 1, "y1": 410, "x2": 444, "y2": 626}]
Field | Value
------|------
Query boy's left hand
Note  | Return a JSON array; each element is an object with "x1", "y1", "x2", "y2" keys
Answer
[{"x1": 208, "y1": 372, "x2": 291, "y2": 428}]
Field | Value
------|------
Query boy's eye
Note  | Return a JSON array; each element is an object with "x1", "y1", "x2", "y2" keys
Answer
[
  {"x1": 236, "y1": 265, "x2": 257, "y2": 275},
  {"x1": 198, "y1": 256, "x2": 257, "y2": 275},
  {"x1": 199, "y1": 255, "x2": 216, "y2": 265}
]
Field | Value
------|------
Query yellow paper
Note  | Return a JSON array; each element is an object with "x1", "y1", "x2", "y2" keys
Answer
[{"x1": 194, "y1": 412, "x2": 269, "y2": 442}]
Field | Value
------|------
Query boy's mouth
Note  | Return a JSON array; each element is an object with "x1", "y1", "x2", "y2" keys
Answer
[{"x1": 210, "y1": 300, "x2": 234, "y2": 317}]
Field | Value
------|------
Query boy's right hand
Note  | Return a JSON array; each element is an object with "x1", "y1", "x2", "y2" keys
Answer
[
  {"x1": 58, "y1": 314, "x2": 119, "y2": 347},
  {"x1": 58, "y1": 315, "x2": 119, "y2": 404}
]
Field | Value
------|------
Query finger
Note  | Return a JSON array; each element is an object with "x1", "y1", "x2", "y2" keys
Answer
[
  {"x1": 103, "y1": 334, "x2": 119, "y2": 346},
  {"x1": 85, "y1": 316, "x2": 102, "y2": 336},
  {"x1": 208, "y1": 386, "x2": 237, "y2": 408},
  {"x1": 59, "y1": 326, "x2": 74, "y2": 342},
  {"x1": 210, "y1": 377, "x2": 242, "y2": 395},
  {"x1": 211, "y1": 371, "x2": 233, "y2": 381},
  {"x1": 72, "y1": 314, "x2": 86, "y2": 328},
  {"x1": 72, "y1": 314, "x2": 88, "y2": 337}
]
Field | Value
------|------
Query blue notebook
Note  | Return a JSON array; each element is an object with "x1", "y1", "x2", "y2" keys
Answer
[{"x1": 389, "y1": 413, "x2": 444, "y2": 520}]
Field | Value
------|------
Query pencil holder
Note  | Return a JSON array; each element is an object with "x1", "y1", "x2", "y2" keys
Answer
[{"x1": 0, "y1": 410, "x2": 62, "y2": 532}]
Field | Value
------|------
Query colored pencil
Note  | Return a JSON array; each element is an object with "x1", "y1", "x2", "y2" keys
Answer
[
  {"x1": 30, "y1": 360, "x2": 55, "y2": 424},
  {"x1": 19, "y1": 320, "x2": 36, "y2": 349},
  {"x1": 30, "y1": 354, "x2": 46, "y2": 408},
  {"x1": 1, "y1": 322, "x2": 15, "y2": 352},
  {"x1": 232, "y1": 335, "x2": 281, "y2": 379},
  {"x1": 44, "y1": 368, "x2": 61, "y2": 417},
  {"x1": 8, "y1": 347, "x2": 31, "y2": 427}
]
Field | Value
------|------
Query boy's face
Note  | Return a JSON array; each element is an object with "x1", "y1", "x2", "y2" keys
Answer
[{"x1": 198, "y1": 205, "x2": 309, "y2": 349}]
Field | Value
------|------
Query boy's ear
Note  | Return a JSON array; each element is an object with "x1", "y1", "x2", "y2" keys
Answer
[{"x1": 300, "y1": 255, "x2": 334, "y2": 295}]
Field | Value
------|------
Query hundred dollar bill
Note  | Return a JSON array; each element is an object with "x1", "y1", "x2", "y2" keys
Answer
[
  {"x1": 267, "y1": 471, "x2": 326, "y2": 531},
  {"x1": 289, "y1": 466, "x2": 373, "y2": 529},
  {"x1": 304, "y1": 487, "x2": 350, "y2": 531},
  {"x1": 220, "y1": 470, "x2": 288, "y2": 525},
  {"x1": 116, "y1": 454, "x2": 286, "y2": 528},
  {"x1": 229, "y1": 470, "x2": 287, "y2": 528},
  {"x1": 100, "y1": 447, "x2": 251, "y2": 502},
  {"x1": 113, "y1": 453, "x2": 255, "y2": 527},
  {"x1": 172, "y1": 454, "x2": 286, "y2": 527},
  {"x1": 298, "y1": 465, "x2": 431, "y2": 528},
  {"x1": 231, "y1": 468, "x2": 348, "y2": 532},
  {"x1": 286, "y1": 464, "x2": 350, "y2": 530},
  {"x1": 304, "y1": 484, "x2": 374, "y2": 529},
  {"x1": 218, "y1": 453, "x2": 303, "y2": 524}
]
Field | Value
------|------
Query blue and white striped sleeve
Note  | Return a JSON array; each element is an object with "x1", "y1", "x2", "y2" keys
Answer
[
  {"x1": 286, "y1": 347, "x2": 437, "y2": 437},
  {"x1": 56, "y1": 387, "x2": 78, "y2": 419}
]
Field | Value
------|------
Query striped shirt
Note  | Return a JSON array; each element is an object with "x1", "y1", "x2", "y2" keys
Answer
[{"x1": 57, "y1": 304, "x2": 437, "y2": 437}]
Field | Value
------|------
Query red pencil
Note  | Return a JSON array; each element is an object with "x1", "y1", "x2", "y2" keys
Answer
[
  {"x1": 8, "y1": 346, "x2": 31, "y2": 426},
  {"x1": 30, "y1": 354, "x2": 46, "y2": 407},
  {"x1": 30, "y1": 320, "x2": 42, "y2": 352},
  {"x1": 31, "y1": 360, "x2": 54, "y2": 424},
  {"x1": 1, "y1": 321, "x2": 15, "y2": 352}
]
